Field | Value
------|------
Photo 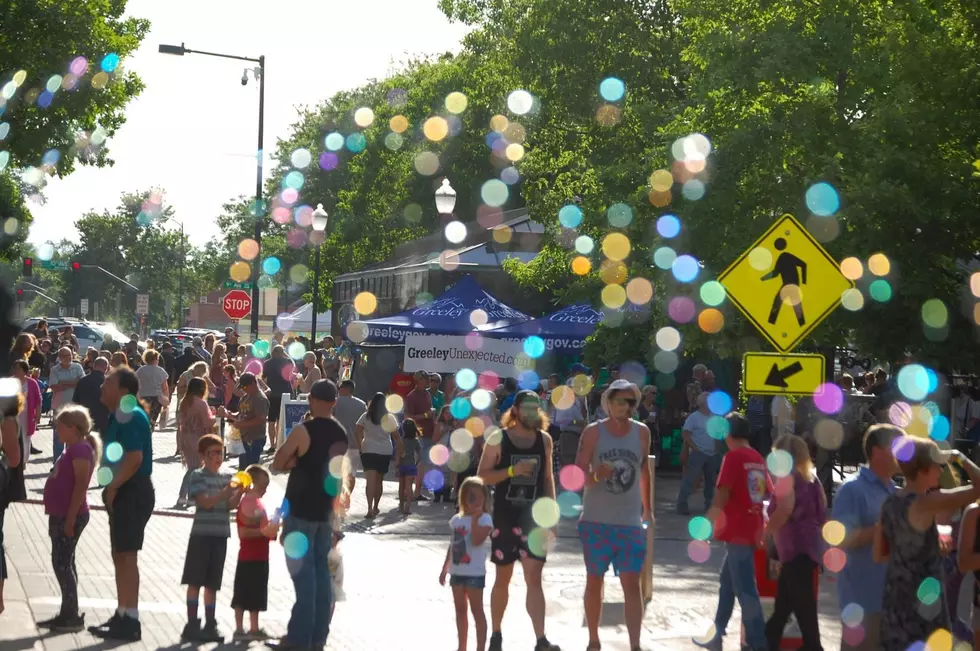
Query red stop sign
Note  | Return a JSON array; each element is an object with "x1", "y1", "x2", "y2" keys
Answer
[{"x1": 222, "y1": 289, "x2": 252, "y2": 321}]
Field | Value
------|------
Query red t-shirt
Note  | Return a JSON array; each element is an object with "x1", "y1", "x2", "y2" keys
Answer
[
  {"x1": 389, "y1": 373, "x2": 415, "y2": 398},
  {"x1": 405, "y1": 387, "x2": 434, "y2": 439},
  {"x1": 237, "y1": 495, "x2": 271, "y2": 562},
  {"x1": 714, "y1": 446, "x2": 772, "y2": 546}
]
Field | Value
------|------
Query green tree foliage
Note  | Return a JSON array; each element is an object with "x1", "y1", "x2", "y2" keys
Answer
[{"x1": 0, "y1": 0, "x2": 149, "y2": 175}]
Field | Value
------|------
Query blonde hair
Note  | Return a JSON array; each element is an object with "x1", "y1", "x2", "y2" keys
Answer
[
  {"x1": 109, "y1": 351, "x2": 128, "y2": 368},
  {"x1": 54, "y1": 405, "x2": 102, "y2": 469},
  {"x1": 245, "y1": 464, "x2": 271, "y2": 490},
  {"x1": 191, "y1": 361, "x2": 208, "y2": 376},
  {"x1": 774, "y1": 434, "x2": 813, "y2": 478},
  {"x1": 142, "y1": 349, "x2": 159, "y2": 365},
  {"x1": 456, "y1": 476, "x2": 490, "y2": 515}
]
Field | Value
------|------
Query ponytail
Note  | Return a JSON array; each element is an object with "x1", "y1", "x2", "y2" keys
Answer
[{"x1": 84, "y1": 433, "x2": 103, "y2": 470}]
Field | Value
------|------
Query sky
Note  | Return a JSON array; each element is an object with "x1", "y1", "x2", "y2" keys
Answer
[{"x1": 27, "y1": 0, "x2": 471, "y2": 248}]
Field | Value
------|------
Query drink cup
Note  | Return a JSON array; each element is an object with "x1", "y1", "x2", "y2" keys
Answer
[{"x1": 938, "y1": 524, "x2": 953, "y2": 547}]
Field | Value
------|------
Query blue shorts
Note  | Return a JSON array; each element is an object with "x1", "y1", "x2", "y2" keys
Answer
[
  {"x1": 577, "y1": 521, "x2": 647, "y2": 576},
  {"x1": 449, "y1": 574, "x2": 485, "y2": 589},
  {"x1": 399, "y1": 465, "x2": 418, "y2": 477}
]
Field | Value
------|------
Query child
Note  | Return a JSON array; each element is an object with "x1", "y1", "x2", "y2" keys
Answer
[
  {"x1": 38, "y1": 406, "x2": 100, "y2": 632},
  {"x1": 180, "y1": 434, "x2": 243, "y2": 643},
  {"x1": 231, "y1": 464, "x2": 279, "y2": 641},
  {"x1": 435, "y1": 406, "x2": 455, "y2": 503},
  {"x1": 398, "y1": 418, "x2": 422, "y2": 514},
  {"x1": 439, "y1": 477, "x2": 493, "y2": 651}
]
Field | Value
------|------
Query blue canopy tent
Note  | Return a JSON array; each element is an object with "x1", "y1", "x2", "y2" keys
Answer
[
  {"x1": 483, "y1": 303, "x2": 604, "y2": 352},
  {"x1": 352, "y1": 275, "x2": 532, "y2": 344}
]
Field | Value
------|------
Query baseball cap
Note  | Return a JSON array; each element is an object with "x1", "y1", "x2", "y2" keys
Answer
[
  {"x1": 513, "y1": 389, "x2": 541, "y2": 409},
  {"x1": 238, "y1": 372, "x2": 257, "y2": 388},
  {"x1": 309, "y1": 379, "x2": 338, "y2": 403}
]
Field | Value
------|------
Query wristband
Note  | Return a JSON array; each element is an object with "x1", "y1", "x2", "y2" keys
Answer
[
  {"x1": 592, "y1": 471, "x2": 600, "y2": 483},
  {"x1": 507, "y1": 465, "x2": 515, "y2": 478}
]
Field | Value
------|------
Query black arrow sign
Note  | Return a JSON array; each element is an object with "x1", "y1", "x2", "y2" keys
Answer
[{"x1": 765, "y1": 361, "x2": 804, "y2": 388}]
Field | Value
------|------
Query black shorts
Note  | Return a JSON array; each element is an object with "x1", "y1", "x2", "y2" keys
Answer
[
  {"x1": 490, "y1": 518, "x2": 547, "y2": 566},
  {"x1": 231, "y1": 560, "x2": 269, "y2": 611},
  {"x1": 267, "y1": 394, "x2": 283, "y2": 423},
  {"x1": 107, "y1": 475, "x2": 155, "y2": 553},
  {"x1": 143, "y1": 396, "x2": 162, "y2": 423},
  {"x1": 360, "y1": 452, "x2": 391, "y2": 475},
  {"x1": 181, "y1": 535, "x2": 228, "y2": 590}
]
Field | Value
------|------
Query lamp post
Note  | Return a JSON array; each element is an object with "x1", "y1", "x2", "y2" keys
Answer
[
  {"x1": 310, "y1": 204, "x2": 329, "y2": 344},
  {"x1": 159, "y1": 42, "x2": 265, "y2": 339},
  {"x1": 435, "y1": 178, "x2": 457, "y2": 216}
]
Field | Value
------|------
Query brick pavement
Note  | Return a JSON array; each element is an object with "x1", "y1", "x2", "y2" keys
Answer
[{"x1": 0, "y1": 416, "x2": 845, "y2": 650}]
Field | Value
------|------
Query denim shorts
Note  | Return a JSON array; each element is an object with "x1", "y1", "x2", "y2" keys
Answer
[
  {"x1": 399, "y1": 465, "x2": 418, "y2": 477},
  {"x1": 578, "y1": 521, "x2": 647, "y2": 576},
  {"x1": 449, "y1": 574, "x2": 486, "y2": 589}
]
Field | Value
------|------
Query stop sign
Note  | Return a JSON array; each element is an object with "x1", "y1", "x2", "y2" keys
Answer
[{"x1": 222, "y1": 289, "x2": 252, "y2": 321}]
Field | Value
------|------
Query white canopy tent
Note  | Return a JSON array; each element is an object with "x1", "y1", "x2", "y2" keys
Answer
[{"x1": 280, "y1": 303, "x2": 332, "y2": 336}]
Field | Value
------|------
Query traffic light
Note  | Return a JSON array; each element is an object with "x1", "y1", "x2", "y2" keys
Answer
[
  {"x1": 15, "y1": 288, "x2": 23, "y2": 297},
  {"x1": 71, "y1": 261, "x2": 81, "y2": 271},
  {"x1": 22, "y1": 257, "x2": 32, "y2": 276}
]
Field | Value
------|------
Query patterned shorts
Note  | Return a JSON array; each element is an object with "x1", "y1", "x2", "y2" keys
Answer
[{"x1": 577, "y1": 521, "x2": 647, "y2": 577}]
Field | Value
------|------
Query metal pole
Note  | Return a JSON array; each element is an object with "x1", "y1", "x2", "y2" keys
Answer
[
  {"x1": 177, "y1": 222, "x2": 184, "y2": 329},
  {"x1": 249, "y1": 55, "x2": 265, "y2": 339},
  {"x1": 311, "y1": 247, "x2": 321, "y2": 343}
]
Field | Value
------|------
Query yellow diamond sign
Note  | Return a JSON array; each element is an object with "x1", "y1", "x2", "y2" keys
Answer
[{"x1": 718, "y1": 214, "x2": 854, "y2": 353}]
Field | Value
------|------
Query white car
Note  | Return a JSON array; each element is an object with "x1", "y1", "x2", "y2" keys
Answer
[{"x1": 50, "y1": 323, "x2": 144, "y2": 355}]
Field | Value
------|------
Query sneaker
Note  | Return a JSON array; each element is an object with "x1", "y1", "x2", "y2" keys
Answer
[
  {"x1": 30, "y1": 445, "x2": 42, "y2": 455},
  {"x1": 691, "y1": 636, "x2": 721, "y2": 651},
  {"x1": 181, "y1": 619, "x2": 201, "y2": 641},
  {"x1": 89, "y1": 613, "x2": 140, "y2": 641},
  {"x1": 489, "y1": 632, "x2": 503, "y2": 651},
  {"x1": 199, "y1": 620, "x2": 224, "y2": 643},
  {"x1": 535, "y1": 637, "x2": 560, "y2": 651},
  {"x1": 51, "y1": 613, "x2": 85, "y2": 633},
  {"x1": 37, "y1": 614, "x2": 65, "y2": 629}
]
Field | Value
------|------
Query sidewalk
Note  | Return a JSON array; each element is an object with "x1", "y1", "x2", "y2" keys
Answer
[{"x1": 1, "y1": 417, "x2": 845, "y2": 650}]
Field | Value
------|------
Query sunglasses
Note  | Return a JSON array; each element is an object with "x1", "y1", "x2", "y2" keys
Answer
[{"x1": 611, "y1": 397, "x2": 637, "y2": 407}]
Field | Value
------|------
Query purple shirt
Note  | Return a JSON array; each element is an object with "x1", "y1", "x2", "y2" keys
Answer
[
  {"x1": 768, "y1": 472, "x2": 827, "y2": 563},
  {"x1": 43, "y1": 441, "x2": 95, "y2": 516}
]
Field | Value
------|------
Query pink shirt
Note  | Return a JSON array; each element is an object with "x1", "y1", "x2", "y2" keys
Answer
[{"x1": 43, "y1": 441, "x2": 96, "y2": 516}]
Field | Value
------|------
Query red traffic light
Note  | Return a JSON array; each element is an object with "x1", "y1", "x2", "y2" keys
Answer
[
  {"x1": 16, "y1": 288, "x2": 23, "y2": 296},
  {"x1": 71, "y1": 261, "x2": 81, "y2": 271},
  {"x1": 23, "y1": 257, "x2": 32, "y2": 266}
]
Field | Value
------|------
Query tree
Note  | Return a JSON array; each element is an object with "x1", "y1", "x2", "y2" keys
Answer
[{"x1": 0, "y1": 0, "x2": 149, "y2": 176}]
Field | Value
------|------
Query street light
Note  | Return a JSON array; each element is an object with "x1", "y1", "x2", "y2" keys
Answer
[
  {"x1": 310, "y1": 204, "x2": 329, "y2": 344},
  {"x1": 159, "y1": 41, "x2": 266, "y2": 339},
  {"x1": 435, "y1": 178, "x2": 457, "y2": 215}
]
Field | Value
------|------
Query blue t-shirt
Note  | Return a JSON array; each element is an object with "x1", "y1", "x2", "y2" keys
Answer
[
  {"x1": 831, "y1": 466, "x2": 896, "y2": 614},
  {"x1": 104, "y1": 407, "x2": 153, "y2": 476}
]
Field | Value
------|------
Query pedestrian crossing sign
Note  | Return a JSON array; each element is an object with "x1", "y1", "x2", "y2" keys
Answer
[{"x1": 718, "y1": 214, "x2": 853, "y2": 353}]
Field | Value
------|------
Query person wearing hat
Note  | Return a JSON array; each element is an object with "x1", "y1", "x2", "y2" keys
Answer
[
  {"x1": 271, "y1": 379, "x2": 349, "y2": 650},
  {"x1": 216, "y1": 373, "x2": 269, "y2": 468},
  {"x1": 477, "y1": 389, "x2": 560, "y2": 651},
  {"x1": 575, "y1": 379, "x2": 652, "y2": 651}
]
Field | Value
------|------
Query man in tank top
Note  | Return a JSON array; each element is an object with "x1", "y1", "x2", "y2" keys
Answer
[
  {"x1": 575, "y1": 379, "x2": 652, "y2": 651},
  {"x1": 478, "y1": 390, "x2": 561, "y2": 651}
]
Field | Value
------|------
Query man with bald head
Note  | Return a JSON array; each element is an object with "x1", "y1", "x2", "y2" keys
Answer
[{"x1": 262, "y1": 344, "x2": 295, "y2": 452}]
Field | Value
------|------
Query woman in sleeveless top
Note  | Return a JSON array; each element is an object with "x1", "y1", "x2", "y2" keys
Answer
[
  {"x1": 764, "y1": 434, "x2": 826, "y2": 650},
  {"x1": 576, "y1": 380, "x2": 652, "y2": 651},
  {"x1": 1, "y1": 392, "x2": 28, "y2": 614},
  {"x1": 875, "y1": 436, "x2": 980, "y2": 650},
  {"x1": 477, "y1": 390, "x2": 560, "y2": 651}
]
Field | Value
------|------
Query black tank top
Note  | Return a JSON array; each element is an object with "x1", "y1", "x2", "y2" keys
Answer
[
  {"x1": 492, "y1": 429, "x2": 547, "y2": 526},
  {"x1": 284, "y1": 416, "x2": 348, "y2": 522}
]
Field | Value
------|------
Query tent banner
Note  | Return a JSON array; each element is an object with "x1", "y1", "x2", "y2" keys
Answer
[{"x1": 403, "y1": 334, "x2": 533, "y2": 378}]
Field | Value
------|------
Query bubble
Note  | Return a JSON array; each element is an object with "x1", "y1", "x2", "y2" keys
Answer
[
  {"x1": 353, "y1": 106, "x2": 375, "y2": 128},
  {"x1": 814, "y1": 383, "x2": 844, "y2": 414},
  {"x1": 707, "y1": 415, "x2": 729, "y2": 440},
  {"x1": 558, "y1": 465, "x2": 585, "y2": 492},
  {"x1": 595, "y1": 104, "x2": 621, "y2": 126},
  {"x1": 470, "y1": 389, "x2": 493, "y2": 411},
  {"x1": 823, "y1": 547, "x2": 846, "y2": 573},
  {"x1": 571, "y1": 256, "x2": 592, "y2": 275},
  {"x1": 601, "y1": 233, "x2": 631, "y2": 261},
  {"x1": 603, "y1": 203, "x2": 632, "y2": 228},
  {"x1": 446, "y1": 429, "x2": 473, "y2": 456},
  {"x1": 489, "y1": 115, "x2": 509, "y2": 133},
  {"x1": 671, "y1": 255, "x2": 700, "y2": 283},
  {"x1": 319, "y1": 152, "x2": 339, "y2": 170},
  {"x1": 353, "y1": 292, "x2": 378, "y2": 316},
  {"x1": 889, "y1": 402, "x2": 913, "y2": 428},
  {"x1": 0, "y1": 151, "x2": 7, "y2": 173},
  {"x1": 410, "y1": 151, "x2": 438, "y2": 176},
  {"x1": 839, "y1": 257, "x2": 863, "y2": 281},
  {"x1": 523, "y1": 336, "x2": 545, "y2": 358},
  {"x1": 450, "y1": 396, "x2": 472, "y2": 420},
  {"x1": 650, "y1": 328, "x2": 678, "y2": 353},
  {"x1": 917, "y1": 576, "x2": 942, "y2": 605},
  {"x1": 841, "y1": 603, "x2": 865, "y2": 628},
  {"x1": 653, "y1": 247, "x2": 676, "y2": 270},
  {"x1": 557, "y1": 491, "x2": 582, "y2": 518},
  {"x1": 469, "y1": 310, "x2": 488, "y2": 328},
  {"x1": 518, "y1": 370, "x2": 540, "y2": 391},
  {"x1": 96, "y1": 467, "x2": 114, "y2": 486},
  {"x1": 429, "y1": 443, "x2": 450, "y2": 466},
  {"x1": 345, "y1": 133, "x2": 367, "y2": 153},
  {"x1": 596, "y1": 77, "x2": 626, "y2": 102},
  {"x1": 105, "y1": 441, "x2": 123, "y2": 463},
  {"x1": 624, "y1": 277, "x2": 653, "y2": 305},
  {"x1": 971, "y1": 273, "x2": 980, "y2": 299},
  {"x1": 668, "y1": 296, "x2": 696, "y2": 323},
  {"x1": 696, "y1": 309, "x2": 723, "y2": 334},
  {"x1": 500, "y1": 167, "x2": 520, "y2": 185},
  {"x1": 599, "y1": 260, "x2": 627, "y2": 285},
  {"x1": 748, "y1": 247, "x2": 773, "y2": 271},
  {"x1": 384, "y1": 394, "x2": 404, "y2": 415},
  {"x1": 681, "y1": 180, "x2": 705, "y2": 201},
  {"x1": 688, "y1": 540, "x2": 711, "y2": 564},
  {"x1": 507, "y1": 90, "x2": 534, "y2": 115},
  {"x1": 116, "y1": 395, "x2": 137, "y2": 416},
  {"x1": 286, "y1": 341, "x2": 306, "y2": 360},
  {"x1": 251, "y1": 340, "x2": 271, "y2": 359},
  {"x1": 36, "y1": 242, "x2": 55, "y2": 261},
  {"x1": 706, "y1": 391, "x2": 732, "y2": 416},
  {"x1": 443, "y1": 220, "x2": 467, "y2": 244},
  {"x1": 439, "y1": 250, "x2": 461, "y2": 271},
  {"x1": 651, "y1": 215, "x2": 679, "y2": 240},
  {"x1": 380, "y1": 413, "x2": 399, "y2": 433},
  {"x1": 532, "y1": 497, "x2": 560, "y2": 528},
  {"x1": 868, "y1": 279, "x2": 892, "y2": 302},
  {"x1": 290, "y1": 148, "x2": 311, "y2": 169},
  {"x1": 892, "y1": 436, "x2": 915, "y2": 463},
  {"x1": 100, "y1": 53, "x2": 120, "y2": 73},
  {"x1": 325, "y1": 132, "x2": 345, "y2": 151},
  {"x1": 926, "y1": 629, "x2": 953, "y2": 651},
  {"x1": 898, "y1": 364, "x2": 930, "y2": 401},
  {"x1": 481, "y1": 179, "x2": 509, "y2": 207},
  {"x1": 505, "y1": 143, "x2": 525, "y2": 162},
  {"x1": 814, "y1": 419, "x2": 844, "y2": 451},
  {"x1": 767, "y1": 449, "x2": 794, "y2": 477},
  {"x1": 70, "y1": 56, "x2": 89, "y2": 76},
  {"x1": 420, "y1": 469, "x2": 444, "y2": 493},
  {"x1": 683, "y1": 516, "x2": 710, "y2": 543},
  {"x1": 806, "y1": 182, "x2": 840, "y2": 216},
  {"x1": 422, "y1": 116, "x2": 449, "y2": 142},
  {"x1": 921, "y1": 299, "x2": 948, "y2": 329},
  {"x1": 237, "y1": 238, "x2": 259, "y2": 261},
  {"x1": 289, "y1": 263, "x2": 309, "y2": 283},
  {"x1": 574, "y1": 236, "x2": 594, "y2": 255},
  {"x1": 601, "y1": 285, "x2": 626, "y2": 309},
  {"x1": 281, "y1": 530, "x2": 311, "y2": 559},
  {"x1": 865, "y1": 253, "x2": 889, "y2": 276},
  {"x1": 841, "y1": 288, "x2": 864, "y2": 311},
  {"x1": 384, "y1": 134, "x2": 403, "y2": 151}
]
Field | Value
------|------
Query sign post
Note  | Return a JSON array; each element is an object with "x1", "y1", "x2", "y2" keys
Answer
[
  {"x1": 222, "y1": 289, "x2": 252, "y2": 321},
  {"x1": 80, "y1": 298, "x2": 89, "y2": 317},
  {"x1": 136, "y1": 294, "x2": 150, "y2": 316}
]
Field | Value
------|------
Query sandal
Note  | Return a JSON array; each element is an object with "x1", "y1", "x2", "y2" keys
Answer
[{"x1": 586, "y1": 644, "x2": 601, "y2": 651}]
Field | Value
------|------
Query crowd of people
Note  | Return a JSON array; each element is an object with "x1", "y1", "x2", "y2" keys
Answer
[{"x1": 1, "y1": 325, "x2": 978, "y2": 651}]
